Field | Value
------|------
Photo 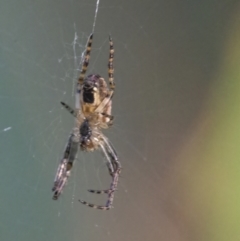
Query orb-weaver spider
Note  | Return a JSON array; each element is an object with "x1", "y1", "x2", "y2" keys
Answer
[{"x1": 52, "y1": 34, "x2": 121, "y2": 210}]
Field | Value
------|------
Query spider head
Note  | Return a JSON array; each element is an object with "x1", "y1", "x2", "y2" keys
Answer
[
  {"x1": 82, "y1": 74, "x2": 103, "y2": 104},
  {"x1": 80, "y1": 119, "x2": 92, "y2": 149}
]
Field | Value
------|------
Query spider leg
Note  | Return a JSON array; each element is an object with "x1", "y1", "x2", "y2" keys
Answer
[
  {"x1": 78, "y1": 33, "x2": 93, "y2": 86},
  {"x1": 79, "y1": 137, "x2": 121, "y2": 210},
  {"x1": 108, "y1": 35, "x2": 115, "y2": 92},
  {"x1": 79, "y1": 168, "x2": 120, "y2": 210},
  {"x1": 94, "y1": 93, "x2": 113, "y2": 115},
  {"x1": 101, "y1": 141, "x2": 116, "y2": 175},
  {"x1": 60, "y1": 101, "x2": 78, "y2": 118},
  {"x1": 102, "y1": 136, "x2": 119, "y2": 170},
  {"x1": 52, "y1": 158, "x2": 68, "y2": 200},
  {"x1": 88, "y1": 189, "x2": 113, "y2": 194},
  {"x1": 52, "y1": 131, "x2": 79, "y2": 200},
  {"x1": 86, "y1": 142, "x2": 115, "y2": 195},
  {"x1": 93, "y1": 36, "x2": 115, "y2": 115}
]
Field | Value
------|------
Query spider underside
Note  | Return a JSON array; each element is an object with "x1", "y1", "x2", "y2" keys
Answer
[{"x1": 52, "y1": 34, "x2": 121, "y2": 210}]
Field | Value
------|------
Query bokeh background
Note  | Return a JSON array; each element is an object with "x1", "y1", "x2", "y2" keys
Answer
[{"x1": 1, "y1": 0, "x2": 240, "y2": 240}]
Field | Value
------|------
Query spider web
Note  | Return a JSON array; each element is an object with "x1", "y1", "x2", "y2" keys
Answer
[
  {"x1": 0, "y1": 0, "x2": 239, "y2": 241},
  {"x1": 0, "y1": 0, "x2": 148, "y2": 240}
]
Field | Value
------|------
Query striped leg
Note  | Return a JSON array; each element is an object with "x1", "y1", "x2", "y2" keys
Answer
[
  {"x1": 78, "y1": 33, "x2": 93, "y2": 85},
  {"x1": 92, "y1": 36, "x2": 115, "y2": 115},
  {"x1": 60, "y1": 101, "x2": 78, "y2": 118},
  {"x1": 79, "y1": 138, "x2": 121, "y2": 210},
  {"x1": 79, "y1": 167, "x2": 121, "y2": 210},
  {"x1": 52, "y1": 133, "x2": 79, "y2": 200},
  {"x1": 108, "y1": 35, "x2": 115, "y2": 92}
]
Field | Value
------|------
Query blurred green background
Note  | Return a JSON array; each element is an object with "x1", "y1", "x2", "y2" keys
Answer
[
  {"x1": 0, "y1": 0, "x2": 240, "y2": 240},
  {"x1": 173, "y1": 11, "x2": 240, "y2": 241}
]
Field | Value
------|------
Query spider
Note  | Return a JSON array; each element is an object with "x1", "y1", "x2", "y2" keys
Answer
[{"x1": 52, "y1": 34, "x2": 121, "y2": 210}]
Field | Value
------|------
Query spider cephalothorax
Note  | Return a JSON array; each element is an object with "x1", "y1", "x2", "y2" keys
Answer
[
  {"x1": 80, "y1": 73, "x2": 113, "y2": 128},
  {"x1": 82, "y1": 74, "x2": 102, "y2": 104},
  {"x1": 52, "y1": 34, "x2": 121, "y2": 210}
]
